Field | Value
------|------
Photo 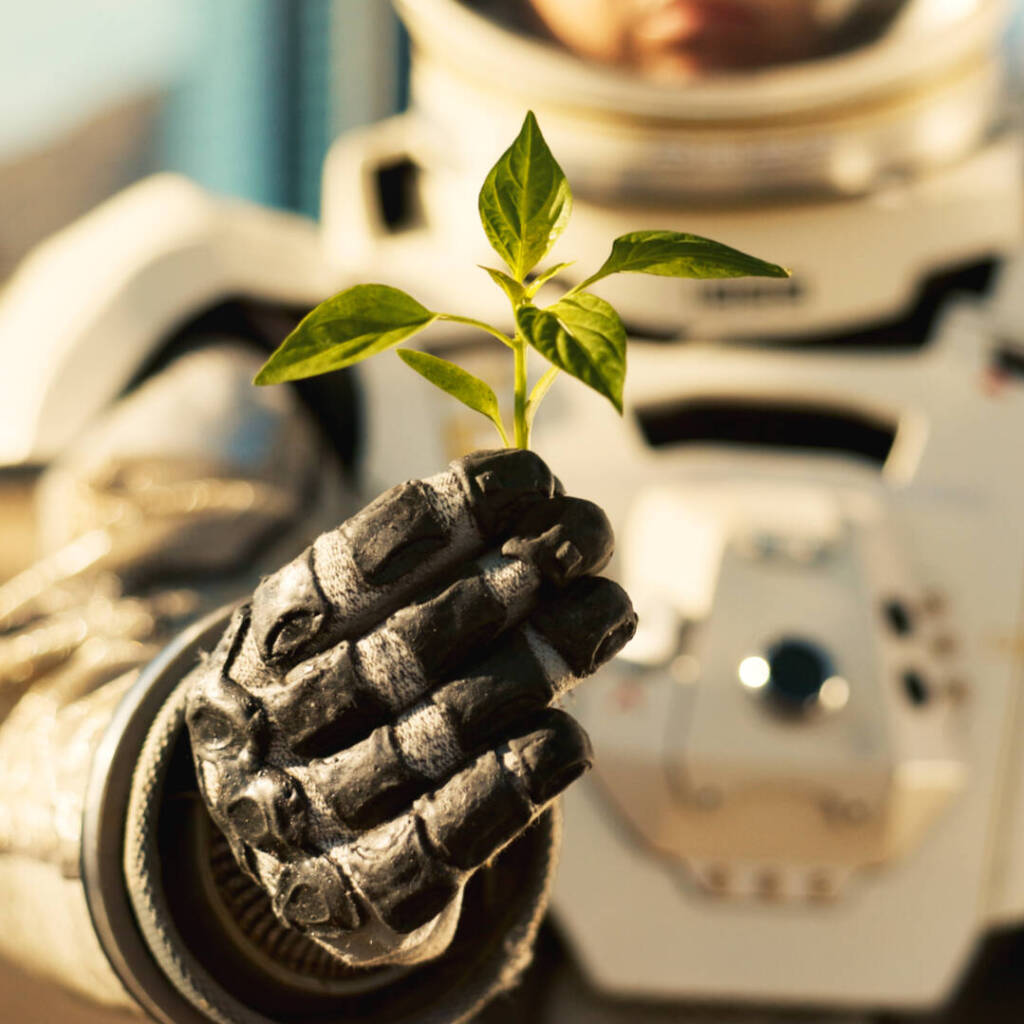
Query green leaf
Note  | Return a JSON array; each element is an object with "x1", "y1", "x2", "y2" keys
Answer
[
  {"x1": 480, "y1": 265, "x2": 525, "y2": 305},
  {"x1": 579, "y1": 230, "x2": 790, "y2": 290},
  {"x1": 526, "y1": 261, "x2": 575, "y2": 298},
  {"x1": 397, "y1": 349, "x2": 509, "y2": 446},
  {"x1": 478, "y1": 111, "x2": 573, "y2": 282},
  {"x1": 516, "y1": 292, "x2": 625, "y2": 414},
  {"x1": 526, "y1": 366, "x2": 560, "y2": 429},
  {"x1": 255, "y1": 284, "x2": 437, "y2": 384}
]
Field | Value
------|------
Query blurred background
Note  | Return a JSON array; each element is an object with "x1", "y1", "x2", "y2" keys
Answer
[
  {"x1": 0, "y1": 0, "x2": 404, "y2": 282},
  {"x1": 2, "y1": 0, "x2": 1022, "y2": 283},
  {"x1": 0, "y1": 0, "x2": 406, "y2": 584}
]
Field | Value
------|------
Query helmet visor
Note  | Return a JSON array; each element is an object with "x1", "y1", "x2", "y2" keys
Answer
[{"x1": 466, "y1": 1, "x2": 970, "y2": 80}]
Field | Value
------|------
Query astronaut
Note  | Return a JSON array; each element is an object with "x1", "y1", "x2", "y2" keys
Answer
[{"x1": 0, "y1": 1, "x2": 1023, "y2": 1023}]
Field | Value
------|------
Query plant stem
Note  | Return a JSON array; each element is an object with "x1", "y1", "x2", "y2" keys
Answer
[
  {"x1": 513, "y1": 331, "x2": 529, "y2": 449},
  {"x1": 561, "y1": 269, "x2": 606, "y2": 299},
  {"x1": 493, "y1": 417, "x2": 511, "y2": 448},
  {"x1": 436, "y1": 314, "x2": 515, "y2": 348}
]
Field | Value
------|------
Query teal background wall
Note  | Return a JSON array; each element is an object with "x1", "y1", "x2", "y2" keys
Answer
[{"x1": 0, "y1": 0, "x2": 403, "y2": 216}]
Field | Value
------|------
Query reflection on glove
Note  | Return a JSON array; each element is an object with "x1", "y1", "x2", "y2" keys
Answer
[{"x1": 184, "y1": 450, "x2": 636, "y2": 968}]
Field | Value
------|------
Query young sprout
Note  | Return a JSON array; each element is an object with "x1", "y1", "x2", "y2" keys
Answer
[{"x1": 255, "y1": 111, "x2": 789, "y2": 450}]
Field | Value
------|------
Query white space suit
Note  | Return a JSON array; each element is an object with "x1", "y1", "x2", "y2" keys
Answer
[{"x1": 0, "y1": 1, "x2": 1023, "y2": 1021}]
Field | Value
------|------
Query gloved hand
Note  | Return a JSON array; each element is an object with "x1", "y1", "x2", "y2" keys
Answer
[{"x1": 184, "y1": 449, "x2": 636, "y2": 969}]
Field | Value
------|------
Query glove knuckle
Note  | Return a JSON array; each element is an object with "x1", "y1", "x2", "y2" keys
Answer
[
  {"x1": 273, "y1": 859, "x2": 362, "y2": 933},
  {"x1": 224, "y1": 768, "x2": 311, "y2": 856},
  {"x1": 346, "y1": 480, "x2": 450, "y2": 585},
  {"x1": 186, "y1": 669, "x2": 268, "y2": 765},
  {"x1": 251, "y1": 549, "x2": 327, "y2": 668}
]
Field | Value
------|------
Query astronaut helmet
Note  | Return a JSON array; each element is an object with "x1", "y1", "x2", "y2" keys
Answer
[{"x1": 387, "y1": 0, "x2": 1021, "y2": 341}]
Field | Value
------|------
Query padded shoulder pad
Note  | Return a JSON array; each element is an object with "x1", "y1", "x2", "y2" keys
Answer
[{"x1": 0, "y1": 174, "x2": 330, "y2": 466}]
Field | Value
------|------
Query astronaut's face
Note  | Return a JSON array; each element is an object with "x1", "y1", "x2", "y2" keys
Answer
[{"x1": 527, "y1": 0, "x2": 829, "y2": 78}]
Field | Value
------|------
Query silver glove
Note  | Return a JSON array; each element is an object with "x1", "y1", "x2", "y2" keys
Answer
[{"x1": 186, "y1": 448, "x2": 637, "y2": 968}]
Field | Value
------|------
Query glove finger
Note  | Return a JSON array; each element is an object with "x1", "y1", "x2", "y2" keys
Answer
[
  {"x1": 255, "y1": 517, "x2": 621, "y2": 758},
  {"x1": 380, "y1": 495, "x2": 614, "y2": 682},
  {"x1": 271, "y1": 856, "x2": 363, "y2": 936},
  {"x1": 257, "y1": 555, "x2": 533, "y2": 757},
  {"x1": 186, "y1": 608, "x2": 269, "y2": 771},
  {"x1": 247, "y1": 449, "x2": 560, "y2": 672},
  {"x1": 530, "y1": 575, "x2": 639, "y2": 677},
  {"x1": 340, "y1": 709, "x2": 590, "y2": 934},
  {"x1": 437, "y1": 576, "x2": 637, "y2": 751},
  {"x1": 186, "y1": 665, "x2": 318, "y2": 864},
  {"x1": 500, "y1": 495, "x2": 614, "y2": 586},
  {"x1": 302, "y1": 576, "x2": 635, "y2": 827}
]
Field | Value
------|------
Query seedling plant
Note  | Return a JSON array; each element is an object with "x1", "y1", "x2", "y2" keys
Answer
[{"x1": 255, "y1": 112, "x2": 789, "y2": 450}]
